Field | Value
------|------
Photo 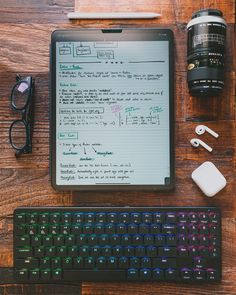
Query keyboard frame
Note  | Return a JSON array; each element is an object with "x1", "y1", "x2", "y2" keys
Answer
[{"x1": 13, "y1": 206, "x2": 222, "y2": 283}]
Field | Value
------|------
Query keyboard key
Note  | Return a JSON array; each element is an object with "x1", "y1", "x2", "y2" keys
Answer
[
  {"x1": 130, "y1": 213, "x2": 141, "y2": 224},
  {"x1": 68, "y1": 246, "x2": 78, "y2": 257},
  {"x1": 31, "y1": 235, "x2": 42, "y2": 246},
  {"x1": 150, "y1": 224, "x2": 161, "y2": 234},
  {"x1": 189, "y1": 212, "x2": 198, "y2": 223},
  {"x1": 141, "y1": 257, "x2": 151, "y2": 268},
  {"x1": 27, "y1": 213, "x2": 38, "y2": 224},
  {"x1": 153, "y1": 268, "x2": 164, "y2": 280},
  {"x1": 45, "y1": 246, "x2": 56, "y2": 257},
  {"x1": 166, "y1": 235, "x2": 177, "y2": 246},
  {"x1": 107, "y1": 256, "x2": 117, "y2": 268},
  {"x1": 153, "y1": 213, "x2": 164, "y2": 223},
  {"x1": 165, "y1": 268, "x2": 177, "y2": 280},
  {"x1": 39, "y1": 213, "x2": 49, "y2": 224},
  {"x1": 127, "y1": 223, "x2": 138, "y2": 234},
  {"x1": 130, "y1": 257, "x2": 140, "y2": 268},
  {"x1": 178, "y1": 246, "x2": 188, "y2": 257},
  {"x1": 199, "y1": 212, "x2": 208, "y2": 223},
  {"x1": 178, "y1": 212, "x2": 188, "y2": 223},
  {"x1": 63, "y1": 257, "x2": 72, "y2": 268},
  {"x1": 116, "y1": 224, "x2": 127, "y2": 234},
  {"x1": 188, "y1": 224, "x2": 198, "y2": 234},
  {"x1": 113, "y1": 246, "x2": 123, "y2": 257},
  {"x1": 166, "y1": 213, "x2": 177, "y2": 223},
  {"x1": 209, "y1": 212, "x2": 219, "y2": 223},
  {"x1": 43, "y1": 235, "x2": 53, "y2": 246},
  {"x1": 84, "y1": 213, "x2": 95, "y2": 223},
  {"x1": 29, "y1": 269, "x2": 40, "y2": 281},
  {"x1": 178, "y1": 223, "x2": 188, "y2": 234},
  {"x1": 132, "y1": 234, "x2": 143, "y2": 245},
  {"x1": 153, "y1": 258, "x2": 176, "y2": 268},
  {"x1": 105, "y1": 223, "x2": 115, "y2": 234},
  {"x1": 71, "y1": 224, "x2": 82, "y2": 235},
  {"x1": 154, "y1": 234, "x2": 165, "y2": 246},
  {"x1": 74, "y1": 257, "x2": 84, "y2": 268},
  {"x1": 94, "y1": 223, "x2": 104, "y2": 234},
  {"x1": 41, "y1": 269, "x2": 51, "y2": 280},
  {"x1": 40, "y1": 257, "x2": 50, "y2": 268},
  {"x1": 16, "y1": 235, "x2": 30, "y2": 246},
  {"x1": 194, "y1": 257, "x2": 206, "y2": 268},
  {"x1": 15, "y1": 269, "x2": 28, "y2": 280},
  {"x1": 121, "y1": 234, "x2": 131, "y2": 246},
  {"x1": 206, "y1": 269, "x2": 219, "y2": 281},
  {"x1": 107, "y1": 213, "x2": 117, "y2": 223},
  {"x1": 96, "y1": 257, "x2": 106, "y2": 269},
  {"x1": 101, "y1": 246, "x2": 112, "y2": 257},
  {"x1": 142, "y1": 213, "x2": 152, "y2": 223},
  {"x1": 140, "y1": 268, "x2": 151, "y2": 281},
  {"x1": 15, "y1": 213, "x2": 26, "y2": 223},
  {"x1": 84, "y1": 257, "x2": 95, "y2": 268},
  {"x1": 139, "y1": 224, "x2": 149, "y2": 234},
  {"x1": 62, "y1": 213, "x2": 72, "y2": 223},
  {"x1": 199, "y1": 223, "x2": 208, "y2": 235},
  {"x1": 73, "y1": 213, "x2": 84, "y2": 223},
  {"x1": 96, "y1": 213, "x2": 106, "y2": 223},
  {"x1": 181, "y1": 268, "x2": 193, "y2": 280},
  {"x1": 16, "y1": 258, "x2": 39, "y2": 268},
  {"x1": 135, "y1": 246, "x2": 145, "y2": 257},
  {"x1": 162, "y1": 224, "x2": 176, "y2": 234},
  {"x1": 193, "y1": 269, "x2": 205, "y2": 281},
  {"x1": 143, "y1": 234, "x2": 154, "y2": 245},
  {"x1": 50, "y1": 213, "x2": 61, "y2": 224},
  {"x1": 15, "y1": 247, "x2": 32, "y2": 258},
  {"x1": 159, "y1": 247, "x2": 177, "y2": 257},
  {"x1": 52, "y1": 268, "x2": 62, "y2": 280},
  {"x1": 52, "y1": 257, "x2": 61, "y2": 268},
  {"x1": 119, "y1": 257, "x2": 129, "y2": 269},
  {"x1": 54, "y1": 235, "x2": 64, "y2": 246},
  {"x1": 127, "y1": 268, "x2": 139, "y2": 281},
  {"x1": 124, "y1": 246, "x2": 134, "y2": 257},
  {"x1": 119, "y1": 213, "x2": 130, "y2": 224},
  {"x1": 146, "y1": 245, "x2": 157, "y2": 257}
]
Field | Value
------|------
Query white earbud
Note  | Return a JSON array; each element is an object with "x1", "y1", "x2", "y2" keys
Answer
[
  {"x1": 190, "y1": 138, "x2": 213, "y2": 152},
  {"x1": 195, "y1": 125, "x2": 219, "y2": 138}
]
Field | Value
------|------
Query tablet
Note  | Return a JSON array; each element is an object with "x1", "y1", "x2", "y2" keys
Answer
[{"x1": 50, "y1": 28, "x2": 175, "y2": 191}]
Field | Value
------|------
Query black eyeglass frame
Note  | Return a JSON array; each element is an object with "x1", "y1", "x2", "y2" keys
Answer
[{"x1": 9, "y1": 75, "x2": 35, "y2": 156}]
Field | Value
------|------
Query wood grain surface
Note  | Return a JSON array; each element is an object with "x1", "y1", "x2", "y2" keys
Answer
[{"x1": 0, "y1": 0, "x2": 235, "y2": 294}]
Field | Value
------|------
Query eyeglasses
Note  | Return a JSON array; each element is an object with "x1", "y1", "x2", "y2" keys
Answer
[{"x1": 9, "y1": 75, "x2": 35, "y2": 157}]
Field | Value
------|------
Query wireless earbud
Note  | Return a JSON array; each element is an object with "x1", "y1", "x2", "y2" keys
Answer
[
  {"x1": 190, "y1": 138, "x2": 213, "y2": 152},
  {"x1": 195, "y1": 125, "x2": 219, "y2": 138}
]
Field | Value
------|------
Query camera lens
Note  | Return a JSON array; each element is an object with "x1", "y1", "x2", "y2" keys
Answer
[{"x1": 187, "y1": 9, "x2": 227, "y2": 96}]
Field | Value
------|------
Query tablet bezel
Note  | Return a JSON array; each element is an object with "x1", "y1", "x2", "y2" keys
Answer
[{"x1": 50, "y1": 28, "x2": 175, "y2": 191}]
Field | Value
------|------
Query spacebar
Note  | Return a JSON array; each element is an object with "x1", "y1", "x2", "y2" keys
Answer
[{"x1": 63, "y1": 270, "x2": 127, "y2": 281}]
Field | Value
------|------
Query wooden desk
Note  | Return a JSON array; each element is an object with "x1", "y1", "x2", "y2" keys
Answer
[{"x1": 0, "y1": 0, "x2": 235, "y2": 294}]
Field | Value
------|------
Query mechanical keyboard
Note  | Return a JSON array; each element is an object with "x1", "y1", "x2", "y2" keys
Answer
[{"x1": 14, "y1": 207, "x2": 221, "y2": 283}]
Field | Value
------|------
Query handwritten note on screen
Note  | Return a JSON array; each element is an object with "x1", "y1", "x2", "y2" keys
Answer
[{"x1": 56, "y1": 41, "x2": 170, "y2": 185}]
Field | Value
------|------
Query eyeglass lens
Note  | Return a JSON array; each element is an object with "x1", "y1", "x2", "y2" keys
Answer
[
  {"x1": 10, "y1": 120, "x2": 27, "y2": 149},
  {"x1": 12, "y1": 81, "x2": 30, "y2": 109}
]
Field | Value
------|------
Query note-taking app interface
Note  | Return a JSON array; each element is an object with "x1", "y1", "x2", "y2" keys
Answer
[{"x1": 56, "y1": 40, "x2": 170, "y2": 185}]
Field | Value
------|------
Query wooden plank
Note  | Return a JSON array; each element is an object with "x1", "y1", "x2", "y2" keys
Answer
[
  {"x1": 0, "y1": 24, "x2": 234, "y2": 73},
  {"x1": 0, "y1": 0, "x2": 74, "y2": 24},
  {"x1": 75, "y1": 0, "x2": 235, "y2": 23},
  {"x1": 0, "y1": 284, "x2": 81, "y2": 294},
  {"x1": 0, "y1": 0, "x2": 234, "y2": 24}
]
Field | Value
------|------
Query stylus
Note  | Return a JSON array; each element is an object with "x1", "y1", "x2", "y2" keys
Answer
[{"x1": 67, "y1": 12, "x2": 161, "y2": 19}]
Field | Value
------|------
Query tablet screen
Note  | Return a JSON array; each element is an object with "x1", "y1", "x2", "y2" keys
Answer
[{"x1": 51, "y1": 30, "x2": 174, "y2": 190}]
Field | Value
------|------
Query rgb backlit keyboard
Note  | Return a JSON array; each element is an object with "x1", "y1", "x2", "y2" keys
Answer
[{"x1": 14, "y1": 207, "x2": 221, "y2": 282}]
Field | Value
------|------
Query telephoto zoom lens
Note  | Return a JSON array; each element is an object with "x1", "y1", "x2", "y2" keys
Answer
[{"x1": 187, "y1": 9, "x2": 227, "y2": 96}]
